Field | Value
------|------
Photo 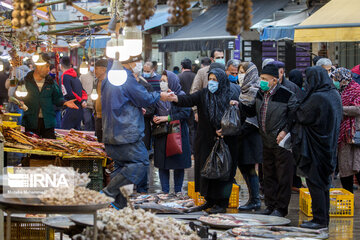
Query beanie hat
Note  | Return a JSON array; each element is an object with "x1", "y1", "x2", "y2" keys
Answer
[{"x1": 261, "y1": 64, "x2": 279, "y2": 78}]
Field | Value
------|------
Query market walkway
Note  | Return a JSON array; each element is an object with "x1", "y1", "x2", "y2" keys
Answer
[{"x1": 147, "y1": 159, "x2": 360, "y2": 240}]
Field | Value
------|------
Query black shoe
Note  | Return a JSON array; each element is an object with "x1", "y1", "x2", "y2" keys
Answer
[
  {"x1": 270, "y1": 209, "x2": 285, "y2": 217},
  {"x1": 238, "y1": 201, "x2": 261, "y2": 211},
  {"x1": 184, "y1": 202, "x2": 213, "y2": 213},
  {"x1": 256, "y1": 207, "x2": 273, "y2": 215},
  {"x1": 209, "y1": 205, "x2": 226, "y2": 214},
  {"x1": 300, "y1": 221, "x2": 327, "y2": 230}
]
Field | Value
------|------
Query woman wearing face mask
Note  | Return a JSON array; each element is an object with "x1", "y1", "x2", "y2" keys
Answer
[
  {"x1": 331, "y1": 67, "x2": 360, "y2": 193},
  {"x1": 152, "y1": 70, "x2": 192, "y2": 195},
  {"x1": 165, "y1": 68, "x2": 240, "y2": 213}
]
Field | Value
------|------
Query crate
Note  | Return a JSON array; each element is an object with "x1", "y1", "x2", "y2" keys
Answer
[
  {"x1": 87, "y1": 177, "x2": 104, "y2": 191},
  {"x1": 5, "y1": 220, "x2": 55, "y2": 240},
  {"x1": 69, "y1": 159, "x2": 103, "y2": 178},
  {"x1": 299, "y1": 188, "x2": 354, "y2": 217},
  {"x1": 187, "y1": 181, "x2": 239, "y2": 208}
]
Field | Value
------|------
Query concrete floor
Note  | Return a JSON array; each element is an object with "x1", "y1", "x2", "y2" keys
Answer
[{"x1": 148, "y1": 159, "x2": 360, "y2": 240}]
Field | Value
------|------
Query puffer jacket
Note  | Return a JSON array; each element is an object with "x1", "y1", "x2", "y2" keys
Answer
[
  {"x1": 101, "y1": 68, "x2": 160, "y2": 145},
  {"x1": 244, "y1": 84, "x2": 298, "y2": 148}
]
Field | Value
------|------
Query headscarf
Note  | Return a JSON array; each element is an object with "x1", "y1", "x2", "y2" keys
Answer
[
  {"x1": 332, "y1": 67, "x2": 360, "y2": 144},
  {"x1": 331, "y1": 67, "x2": 353, "y2": 93},
  {"x1": 289, "y1": 69, "x2": 303, "y2": 88},
  {"x1": 156, "y1": 70, "x2": 184, "y2": 116},
  {"x1": 239, "y1": 62, "x2": 260, "y2": 106},
  {"x1": 206, "y1": 68, "x2": 230, "y2": 129},
  {"x1": 302, "y1": 66, "x2": 335, "y2": 103}
]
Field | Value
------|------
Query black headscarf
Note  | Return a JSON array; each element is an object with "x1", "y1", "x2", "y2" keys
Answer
[
  {"x1": 289, "y1": 69, "x2": 303, "y2": 89},
  {"x1": 206, "y1": 68, "x2": 230, "y2": 130},
  {"x1": 302, "y1": 66, "x2": 335, "y2": 102}
]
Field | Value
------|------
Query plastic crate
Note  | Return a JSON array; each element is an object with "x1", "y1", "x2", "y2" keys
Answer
[
  {"x1": 87, "y1": 177, "x2": 104, "y2": 191},
  {"x1": 69, "y1": 159, "x2": 103, "y2": 178},
  {"x1": 187, "y1": 181, "x2": 239, "y2": 208},
  {"x1": 5, "y1": 220, "x2": 54, "y2": 240},
  {"x1": 299, "y1": 188, "x2": 354, "y2": 217}
]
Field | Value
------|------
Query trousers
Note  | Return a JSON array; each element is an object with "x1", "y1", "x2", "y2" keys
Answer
[
  {"x1": 306, "y1": 178, "x2": 330, "y2": 225},
  {"x1": 263, "y1": 146, "x2": 294, "y2": 215},
  {"x1": 158, "y1": 169, "x2": 184, "y2": 193},
  {"x1": 61, "y1": 107, "x2": 83, "y2": 130}
]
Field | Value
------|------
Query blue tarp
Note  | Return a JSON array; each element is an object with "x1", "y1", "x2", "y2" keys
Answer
[{"x1": 260, "y1": 26, "x2": 295, "y2": 41}]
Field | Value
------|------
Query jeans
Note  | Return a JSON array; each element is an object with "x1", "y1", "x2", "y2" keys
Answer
[
  {"x1": 61, "y1": 107, "x2": 83, "y2": 130},
  {"x1": 82, "y1": 108, "x2": 95, "y2": 131},
  {"x1": 158, "y1": 169, "x2": 184, "y2": 193},
  {"x1": 55, "y1": 110, "x2": 61, "y2": 129},
  {"x1": 136, "y1": 170, "x2": 148, "y2": 193}
]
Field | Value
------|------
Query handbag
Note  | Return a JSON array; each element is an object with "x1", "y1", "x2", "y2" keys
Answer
[
  {"x1": 166, "y1": 120, "x2": 183, "y2": 157},
  {"x1": 152, "y1": 122, "x2": 168, "y2": 137}
]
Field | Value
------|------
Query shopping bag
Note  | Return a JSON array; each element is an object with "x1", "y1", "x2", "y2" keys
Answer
[
  {"x1": 152, "y1": 122, "x2": 169, "y2": 137},
  {"x1": 166, "y1": 120, "x2": 183, "y2": 157},
  {"x1": 221, "y1": 105, "x2": 241, "y2": 136},
  {"x1": 201, "y1": 138, "x2": 232, "y2": 180}
]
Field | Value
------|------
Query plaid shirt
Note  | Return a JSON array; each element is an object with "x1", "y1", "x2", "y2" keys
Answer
[{"x1": 260, "y1": 87, "x2": 277, "y2": 132}]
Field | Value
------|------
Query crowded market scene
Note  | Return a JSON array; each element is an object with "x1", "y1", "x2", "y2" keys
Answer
[{"x1": 0, "y1": 0, "x2": 359, "y2": 239}]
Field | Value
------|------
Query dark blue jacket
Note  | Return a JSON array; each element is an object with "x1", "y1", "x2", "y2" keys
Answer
[
  {"x1": 61, "y1": 68, "x2": 87, "y2": 105},
  {"x1": 101, "y1": 68, "x2": 160, "y2": 145}
]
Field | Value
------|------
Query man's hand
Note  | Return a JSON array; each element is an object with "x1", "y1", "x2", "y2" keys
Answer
[
  {"x1": 276, "y1": 131, "x2": 287, "y2": 144},
  {"x1": 153, "y1": 116, "x2": 168, "y2": 124},
  {"x1": 64, "y1": 99, "x2": 79, "y2": 109},
  {"x1": 230, "y1": 100, "x2": 239, "y2": 106},
  {"x1": 160, "y1": 92, "x2": 178, "y2": 102},
  {"x1": 81, "y1": 101, "x2": 87, "y2": 108},
  {"x1": 142, "y1": 108, "x2": 146, "y2": 115},
  {"x1": 194, "y1": 113, "x2": 198, "y2": 122}
]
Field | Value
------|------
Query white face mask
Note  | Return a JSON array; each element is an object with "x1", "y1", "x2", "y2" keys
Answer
[
  {"x1": 132, "y1": 62, "x2": 143, "y2": 75},
  {"x1": 160, "y1": 81, "x2": 169, "y2": 92},
  {"x1": 89, "y1": 66, "x2": 94, "y2": 72},
  {"x1": 238, "y1": 73, "x2": 245, "y2": 85}
]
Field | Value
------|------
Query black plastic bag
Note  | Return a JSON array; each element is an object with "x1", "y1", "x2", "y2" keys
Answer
[
  {"x1": 201, "y1": 138, "x2": 232, "y2": 180},
  {"x1": 221, "y1": 105, "x2": 241, "y2": 136}
]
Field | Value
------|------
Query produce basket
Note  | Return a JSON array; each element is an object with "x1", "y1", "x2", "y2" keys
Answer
[
  {"x1": 4, "y1": 217, "x2": 54, "y2": 240},
  {"x1": 69, "y1": 159, "x2": 103, "y2": 178},
  {"x1": 188, "y1": 182, "x2": 239, "y2": 208},
  {"x1": 299, "y1": 188, "x2": 354, "y2": 217}
]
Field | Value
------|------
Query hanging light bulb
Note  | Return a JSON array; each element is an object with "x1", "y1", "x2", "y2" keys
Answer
[
  {"x1": 79, "y1": 56, "x2": 89, "y2": 75},
  {"x1": 106, "y1": 33, "x2": 129, "y2": 60},
  {"x1": 69, "y1": 37, "x2": 81, "y2": 48},
  {"x1": 35, "y1": 54, "x2": 47, "y2": 66},
  {"x1": 124, "y1": 26, "x2": 143, "y2": 57},
  {"x1": 0, "y1": 61, "x2": 3, "y2": 72},
  {"x1": 90, "y1": 88, "x2": 98, "y2": 100},
  {"x1": 108, "y1": 52, "x2": 128, "y2": 86},
  {"x1": 32, "y1": 47, "x2": 41, "y2": 62},
  {"x1": 0, "y1": 47, "x2": 11, "y2": 60},
  {"x1": 15, "y1": 84, "x2": 28, "y2": 97},
  {"x1": 195, "y1": 59, "x2": 200, "y2": 64}
]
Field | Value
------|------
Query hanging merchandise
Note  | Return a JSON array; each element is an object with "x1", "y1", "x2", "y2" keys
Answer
[
  {"x1": 9, "y1": 48, "x2": 22, "y2": 68},
  {"x1": 226, "y1": 0, "x2": 253, "y2": 35},
  {"x1": 167, "y1": 0, "x2": 192, "y2": 26},
  {"x1": 11, "y1": 0, "x2": 39, "y2": 41},
  {"x1": 123, "y1": 0, "x2": 156, "y2": 27}
]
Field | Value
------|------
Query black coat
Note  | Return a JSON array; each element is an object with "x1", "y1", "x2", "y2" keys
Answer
[
  {"x1": 153, "y1": 104, "x2": 192, "y2": 170},
  {"x1": 238, "y1": 120, "x2": 263, "y2": 165},
  {"x1": 176, "y1": 85, "x2": 240, "y2": 198}
]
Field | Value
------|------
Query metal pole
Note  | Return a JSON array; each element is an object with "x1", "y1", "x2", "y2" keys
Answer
[
  {"x1": 0, "y1": 136, "x2": 4, "y2": 240},
  {"x1": 5, "y1": 212, "x2": 10, "y2": 240},
  {"x1": 93, "y1": 211, "x2": 97, "y2": 240}
]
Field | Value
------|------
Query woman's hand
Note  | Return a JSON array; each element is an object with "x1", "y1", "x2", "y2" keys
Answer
[
  {"x1": 230, "y1": 100, "x2": 239, "y2": 106},
  {"x1": 153, "y1": 116, "x2": 168, "y2": 124}
]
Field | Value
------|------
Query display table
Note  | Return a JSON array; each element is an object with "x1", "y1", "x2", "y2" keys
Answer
[{"x1": 0, "y1": 196, "x2": 109, "y2": 240}]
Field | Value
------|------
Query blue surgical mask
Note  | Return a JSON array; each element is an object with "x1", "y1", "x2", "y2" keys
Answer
[
  {"x1": 215, "y1": 58, "x2": 225, "y2": 65},
  {"x1": 208, "y1": 80, "x2": 219, "y2": 93},
  {"x1": 228, "y1": 75, "x2": 238, "y2": 83},
  {"x1": 143, "y1": 72, "x2": 152, "y2": 78},
  {"x1": 49, "y1": 73, "x2": 56, "y2": 78}
]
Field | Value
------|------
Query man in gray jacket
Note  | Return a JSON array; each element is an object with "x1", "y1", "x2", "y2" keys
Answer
[{"x1": 242, "y1": 64, "x2": 297, "y2": 217}]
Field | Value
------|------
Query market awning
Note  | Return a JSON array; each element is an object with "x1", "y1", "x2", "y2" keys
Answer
[
  {"x1": 158, "y1": 0, "x2": 289, "y2": 52},
  {"x1": 260, "y1": 10, "x2": 312, "y2": 41},
  {"x1": 294, "y1": 0, "x2": 360, "y2": 42},
  {"x1": 143, "y1": 2, "x2": 198, "y2": 31}
]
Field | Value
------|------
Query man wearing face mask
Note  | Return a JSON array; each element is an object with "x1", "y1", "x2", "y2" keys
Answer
[
  {"x1": 0, "y1": 61, "x2": 11, "y2": 105},
  {"x1": 143, "y1": 61, "x2": 161, "y2": 92},
  {"x1": 225, "y1": 59, "x2": 240, "y2": 84},
  {"x1": 241, "y1": 64, "x2": 297, "y2": 217},
  {"x1": 101, "y1": 55, "x2": 168, "y2": 209},
  {"x1": 80, "y1": 59, "x2": 96, "y2": 131},
  {"x1": 190, "y1": 48, "x2": 224, "y2": 121}
]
